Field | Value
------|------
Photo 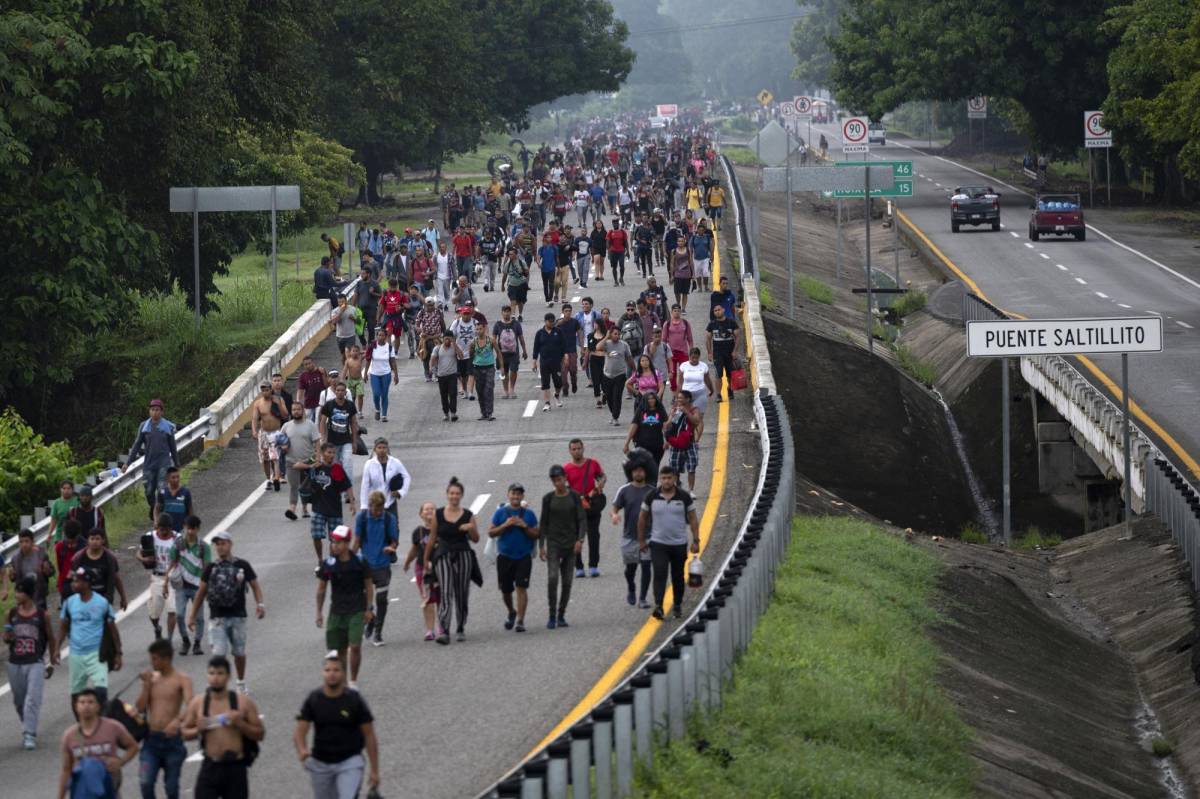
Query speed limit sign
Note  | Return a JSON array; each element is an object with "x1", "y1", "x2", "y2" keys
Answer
[
  {"x1": 842, "y1": 116, "x2": 869, "y2": 153},
  {"x1": 1084, "y1": 110, "x2": 1112, "y2": 148},
  {"x1": 967, "y1": 95, "x2": 987, "y2": 119},
  {"x1": 793, "y1": 96, "x2": 813, "y2": 116}
]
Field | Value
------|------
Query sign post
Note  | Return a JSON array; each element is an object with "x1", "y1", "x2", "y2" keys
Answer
[
  {"x1": 794, "y1": 96, "x2": 813, "y2": 148},
  {"x1": 1084, "y1": 111, "x2": 1113, "y2": 207},
  {"x1": 966, "y1": 316, "x2": 1163, "y2": 542},
  {"x1": 841, "y1": 116, "x2": 869, "y2": 157},
  {"x1": 967, "y1": 96, "x2": 987, "y2": 151}
]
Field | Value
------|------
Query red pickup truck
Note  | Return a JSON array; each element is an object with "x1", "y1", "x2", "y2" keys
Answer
[{"x1": 1029, "y1": 193, "x2": 1085, "y2": 242}]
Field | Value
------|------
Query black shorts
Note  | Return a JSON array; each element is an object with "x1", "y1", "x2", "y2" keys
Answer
[
  {"x1": 539, "y1": 361, "x2": 563, "y2": 391},
  {"x1": 501, "y1": 351, "x2": 520, "y2": 374},
  {"x1": 507, "y1": 284, "x2": 529, "y2": 304},
  {"x1": 673, "y1": 277, "x2": 692, "y2": 296},
  {"x1": 496, "y1": 554, "x2": 532, "y2": 593},
  {"x1": 457, "y1": 359, "x2": 472, "y2": 379},
  {"x1": 196, "y1": 759, "x2": 249, "y2": 799}
]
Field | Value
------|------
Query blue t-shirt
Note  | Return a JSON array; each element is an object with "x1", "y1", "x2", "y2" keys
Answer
[
  {"x1": 589, "y1": 185, "x2": 605, "y2": 204},
  {"x1": 61, "y1": 593, "x2": 114, "y2": 655},
  {"x1": 491, "y1": 504, "x2": 538, "y2": 559},
  {"x1": 355, "y1": 509, "x2": 399, "y2": 569},
  {"x1": 690, "y1": 233, "x2": 712, "y2": 261},
  {"x1": 156, "y1": 486, "x2": 192, "y2": 532},
  {"x1": 539, "y1": 244, "x2": 558, "y2": 273}
]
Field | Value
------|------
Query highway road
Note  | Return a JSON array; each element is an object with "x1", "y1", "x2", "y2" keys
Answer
[
  {"x1": 0, "y1": 224, "x2": 758, "y2": 797},
  {"x1": 806, "y1": 120, "x2": 1200, "y2": 482}
]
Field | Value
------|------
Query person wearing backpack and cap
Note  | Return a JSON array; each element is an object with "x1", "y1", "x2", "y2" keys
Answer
[
  {"x1": 6, "y1": 575, "x2": 58, "y2": 750},
  {"x1": 187, "y1": 532, "x2": 264, "y2": 696},
  {"x1": 315, "y1": 526, "x2": 374, "y2": 689}
]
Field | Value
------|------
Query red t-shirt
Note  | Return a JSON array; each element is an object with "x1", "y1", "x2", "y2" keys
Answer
[
  {"x1": 606, "y1": 229, "x2": 628, "y2": 254},
  {"x1": 381, "y1": 290, "x2": 405, "y2": 316},
  {"x1": 452, "y1": 234, "x2": 475, "y2": 258},
  {"x1": 564, "y1": 458, "x2": 604, "y2": 497},
  {"x1": 298, "y1": 369, "x2": 326, "y2": 410}
]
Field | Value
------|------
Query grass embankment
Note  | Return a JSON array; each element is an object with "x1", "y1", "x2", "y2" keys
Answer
[
  {"x1": 637, "y1": 516, "x2": 975, "y2": 799},
  {"x1": 722, "y1": 146, "x2": 761, "y2": 167}
]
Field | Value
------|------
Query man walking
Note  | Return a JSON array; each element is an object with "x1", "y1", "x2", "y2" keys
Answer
[
  {"x1": 167, "y1": 515, "x2": 209, "y2": 656},
  {"x1": 59, "y1": 568, "x2": 122, "y2": 708},
  {"x1": 296, "y1": 443, "x2": 355, "y2": 566},
  {"x1": 124, "y1": 398, "x2": 180, "y2": 522},
  {"x1": 638, "y1": 465, "x2": 701, "y2": 620},
  {"x1": 4, "y1": 528, "x2": 54, "y2": 610},
  {"x1": 187, "y1": 531, "x2": 264, "y2": 695},
  {"x1": 57, "y1": 689, "x2": 139, "y2": 798},
  {"x1": 539, "y1": 465, "x2": 586, "y2": 630},
  {"x1": 140, "y1": 513, "x2": 180, "y2": 643},
  {"x1": 564, "y1": 439, "x2": 606, "y2": 578},
  {"x1": 354, "y1": 492, "x2": 400, "y2": 647},
  {"x1": 358, "y1": 437, "x2": 412, "y2": 522},
  {"x1": 294, "y1": 654, "x2": 380, "y2": 799},
  {"x1": 488, "y1": 484, "x2": 538, "y2": 633},
  {"x1": 181, "y1": 655, "x2": 265, "y2": 799},
  {"x1": 154, "y1": 466, "x2": 194, "y2": 533},
  {"x1": 319, "y1": 382, "x2": 359, "y2": 486},
  {"x1": 283, "y1": 401, "x2": 322, "y2": 521},
  {"x1": 251, "y1": 381, "x2": 288, "y2": 491},
  {"x1": 6, "y1": 575, "x2": 58, "y2": 750},
  {"x1": 706, "y1": 303, "x2": 740, "y2": 401},
  {"x1": 666, "y1": 391, "x2": 705, "y2": 492},
  {"x1": 532, "y1": 312, "x2": 567, "y2": 412},
  {"x1": 136, "y1": 639, "x2": 193, "y2": 799},
  {"x1": 315, "y1": 527, "x2": 374, "y2": 689}
]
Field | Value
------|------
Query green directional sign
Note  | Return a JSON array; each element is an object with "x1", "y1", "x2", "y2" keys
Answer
[{"x1": 826, "y1": 160, "x2": 914, "y2": 198}]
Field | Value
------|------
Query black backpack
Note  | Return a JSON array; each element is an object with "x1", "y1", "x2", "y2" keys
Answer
[{"x1": 202, "y1": 689, "x2": 259, "y2": 765}]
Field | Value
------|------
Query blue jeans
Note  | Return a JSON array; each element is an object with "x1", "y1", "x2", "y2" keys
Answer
[
  {"x1": 174, "y1": 583, "x2": 204, "y2": 642},
  {"x1": 577, "y1": 255, "x2": 590, "y2": 287},
  {"x1": 144, "y1": 463, "x2": 169, "y2": 513},
  {"x1": 369, "y1": 372, "x2": 391, "y2": 416},
  {"x1": 139, "y1": 732, "x2": 186, "y2": 799}
]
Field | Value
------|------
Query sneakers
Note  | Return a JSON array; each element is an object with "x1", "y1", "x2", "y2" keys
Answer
[
  {"x1": 504, "y1": 610, "x2": 517, "y2": 630},
  {"x1": 673, "y1": 606, "x2": 683, "y2": 620},
  {"x1": 557, "y1": 615, "x2": 569, "y2": 628},
  {"x1": 546, "y1": 617, "x2": 558, "y2": 630},
  {"x1": 555, "y1": 397, "x2": 564, "y2": 408},
  {"x1": 639, "y1": 599, "x2": 651, "y2": 609},
  {"x1": 590, "y1": 568, "x2": 601, "y2": 578},
  {"x1": 22, "y1": 733, "x2": 35, "y2": 750},
  {"x1": 364, "y1": 619, "x2": 375, "y2": 640},
  {"x1": 375, "y1": 410, "x2": 381, "y2": 421},
  {"x1": 179, "y1": 636, "x2": 191, "y2": 656},
  {"x1": 436, "y1": 633, "x2": 450, "y2": 645},
  {"x1": 542, "y1": 403, "x2": 551, "y2": 413},
  {"x1": 575, "y1": 568, "x2": 585, "y2": 578},
  {"x1": 450, "y1": 414, "x2": 458, "y2": 422},
  {"x1": 651, "y1": 606, "x2": 664, "y2": 620},
  {"x1": 424, "y1": 631, "x2": 435, "y2": 642},
  {"x1": 372, "y1": 634, "x2": 385, "y2": 647},
  {"x1": 192, "y1": 640, "x2": 203, "y2": 656},
  {"x1": 514, "y1": 622, "x2": 526, "y2": 633},
  {"x1": 272, "y1": 479, "x2": 280, "y2": 492},
  {"x1": 284, "y1": 509, "x2": 298, "y2": 521},
  {"x1": 381, "y1": 415, "x2": 388, "y2": 423},
  {"x1": 626, "y1": 590, "x2": 636, "y2": 606},
  {"x1": 456, "y1": 630, "x2": 466, "y2": 642},
  {"x1": 443, "y1": 414, "x2": 450, "y2": 422}
]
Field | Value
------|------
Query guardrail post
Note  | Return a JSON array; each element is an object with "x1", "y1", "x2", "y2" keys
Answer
[
  {"x1": 701, "y1": 608, "x2": 722, "y2": 707},
  {"x1": 498, "y1": 776, "x2": 523, "y2": 798},
  {"x1": 677, "y1": 633, "x2": 697, "y2": 714},
  {"x1": 570, "y1": 724, "x2": 593, "y2": 799},
  {"x1": 591, "y1": 703, "x2": 614, "y2": 799},
  {"x1": 715, "y1": 587, "x2": 736, "y2": 678},
  {"x1": 612, "y1": 689, "x2": 634, "y2": 797},
  {"x1": 632, "y1": 674, "x2": 654, "y2": 767},
  {"x1": 547, "y1": 739, "x2": 571, "y2": 799},
  {"x1": 649, "y1": 659, "x2": 669, "y2": 738},
  {"x1": 664, "y1": 646, "x2": 684, "y2": 740},
  {"x1": 522, "y1": 757, "x2": 548, "y2": 799},
  {"x1": 687, "y1": 622, "x2": 709, "y2": 712}
]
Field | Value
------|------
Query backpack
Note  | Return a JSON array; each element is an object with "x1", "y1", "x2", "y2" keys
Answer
[
  {"x1": 202, "y1": 689, "x2": 259, "y2": 766},
  {"x1": 205, "y1": 559, "x2": 243, "y2": 612},
  {"x1": 665, "y1": 410, "x2": 693, "y2": 449},
  {"x1": 336, "y1": 242, "x2": 345, "y2": 256},
  {"x1": 620, "y1": 317, "x2": 643, "y2": 351},
  {"x1": 498, "y1": 324, "x2": 518, "y2": 353}
]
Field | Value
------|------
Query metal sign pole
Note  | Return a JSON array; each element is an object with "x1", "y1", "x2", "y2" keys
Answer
[
  {"x1": 786, "y1": 153, "x2": 795, "y2": 320},
  {"x1": 835, "y1": 199, "x2": 842, "y2": 280},
  {"x1": 270, "y1": 185, "x2": 279, "y2": 325},
  {"x1": 1122, "y1": 353, "x2": 1131, "y2": 530},
  {"x1": 864, "y1": 169, "x2": 873, "y2": 353},
  {"x1": 1002, "y1": 357, "x2": 1011, "y2": 545},
  {"x1": 1106, "y1": 147, "x2": 1111, "y2": 207},
  {"x1": 1089, "y1": 150, "x2": 1094, "y2": 208},
  {"x1": 893, "y1": 200, "x2": 900, "y2": 286},
  {"x1": 192, "y1": 187, "x2": 200, "y2": 332}
]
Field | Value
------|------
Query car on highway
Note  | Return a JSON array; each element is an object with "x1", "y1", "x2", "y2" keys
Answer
[
  {"x1": 949, "y1": 185, "x2": 1001, "y2": 232},
  {"x1": 868, "y1": 122, "x2": 886, "y2": 145},
  {"x1": 1029, "y1": 193, "x2": 1085, "y2": 241}
]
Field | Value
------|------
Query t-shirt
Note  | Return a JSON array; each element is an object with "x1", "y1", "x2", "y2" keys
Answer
[
  {"x1": 50, "y1": 496, "x2": 79, "y2": 540},
  {"x1": 678, "y1": 361, "x2": 710, "y2": 394},
  {"x1": 641, "y1": 487, "x2": 696, "y2": 546},
  {"x1": 490, "y1": 505, "x2": 538, "y2": 560},
  {"x1": 150, "y1": 531, "x2": 177, "y2": 576},
  {"x1": 298, "y1": 689, "x2": 374, "y2": 765},
  {"x1": 707, "y1": 318, "x2": 738, "y2": 349},
  {"x1": 563, "y1": 459, "x2": 604, "y2": 498},
  {"x1": 155, "y1": 486, "x2": 193, "y2": 532},
  {"x1": 432, "y1": 343, "x2": 459, "y2": 377},
  {"x1": 602, "y1": 339, "x2": 632, "y2": 378},
  {"x1": 367, "y1": 341, "x2": 393, "y2": 377},
  {"x1": 70, "y1": 549, "x2": 120, "y2": 602},
  {"x1": 710, "y1": 290, "x2": 736, "y2": 320},
  {"x1": 606, "y1": 229, "x2": 628, "y2": 254},
  {"x1": 540, "y1": 491, "x2": 584, "y2": 550},
  {"x1": 60, "y1": 592, "x2": 113, "y2": 654},
  {"x1": 200, "y1": 557, "x2": 257, "y2": 618},
  {"x1": 309, "y1": 462, "x2": 352, "y2": 518},
  {"x1": 62, "y1": 718, "x2": 127, "y2": 773},
  {"x1": 433, "y1": 508, "x2": 475, "y2": 558},
  {"x1": 333, "y1": 306, "x2": 358, "y2": 338},
  {"x1": 493, "y1": 320, "x2": 522, "y2": 354},
  {"x1": 320, "y1": 400, "x2": 356, "y2": 446},
  {"x1": 319, "y1": 553, "x2": 369, "y2": 615},
  {"x1": 633, "y1": 406, "x2": 666, "y2": 452},
  {"x1": 612, "y1": 483, "x2": 653, "y2": 540},
  {"x1": 556, "y1": 317, "x2": 581, "y2": 353},
  {"x1": 298, "y1": 370, "x2": 327, "y2": 410},
  {"x1": 282, "y1": 418, "x2": 321, "y2": 463},
  {"x1": 354, "y1": 510, "x2": 399, "y2": 570},
  {"x1": 7, "y1": 606, "x2": 50, "y2": 664},
  {"x1": 9, "y1": 548, "x2": 52, "y2": 606},
  {"x1": 169, "y1": 537, "x2": 211, "y2": 588}
]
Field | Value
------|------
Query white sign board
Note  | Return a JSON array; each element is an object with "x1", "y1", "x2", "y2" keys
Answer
[
  {"x1": 781, "y1": 102, "x2": 796, "y2": 117},
  {"x1": 967, "y1": 317, "x2": 1162, "y2": 357},
  {"x1": 1084, "y1": 110, "x2": 1112, "y2": 148},
  {"x1": 967, "y1": 96, "x2": 988, "y2": 119},
  {"x1": 170, "y1": 185, "x2": 301, "y2": 213},
  {"x1": 793, "y1": 95, "x2": 813, "y2": 116},
  {"x1": 656, "y1": 104, "x2": 678, "y2": 119},
  {"x1": 841, "y1": 116, "x2": 869, "y2": 153}
]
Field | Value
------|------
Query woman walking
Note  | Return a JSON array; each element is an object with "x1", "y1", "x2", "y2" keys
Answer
[
  {"x1": 589, "y1": 220, "x2": 607, "y2": 282},
  {"x1": 402, "y1": 502, "x2": 440, "y2": 641},
  {"x1": 422, "y1": 477, "x2": 479, "y2": 644},
  {"x1": 600, "y1": 326, "x2": 635, "y2": 426},
  {"x1": 587, "y1": 326, "x2": 608, "y2": 408},
  {"x1": 625, "y1": 354, "x2": 664, "y2": 408},
  {"x1": 431, "y1": 332, "x2": 463, "y2": 422},
  {"x1": 471, "y1": 325, "x2": 497, "y2": 421},
  {"x1": 364, "y1": 328, "x2": 398, "y2": 423},
  {"x1": 669, "y1": 237, "x2": 695, "y2": 314},
  {"x1": 625, "y1": 391, "x2": 667, "y2": 467}
]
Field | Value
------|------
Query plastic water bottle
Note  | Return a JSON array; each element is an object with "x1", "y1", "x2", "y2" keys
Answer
[{"x1": 97, "y1": 468, "x2": 120, "y2": 483}]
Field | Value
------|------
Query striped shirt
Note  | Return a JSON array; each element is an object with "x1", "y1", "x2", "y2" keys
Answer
[{"x1": 170, "y1": 538, "x2": 211, "y2": 587}]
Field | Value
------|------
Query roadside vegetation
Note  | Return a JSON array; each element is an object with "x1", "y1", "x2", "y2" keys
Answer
[
  {"x1": 895, "y1": 344, "x2": 938, "y2": 387},
  {"x1": 1013, "y1": 526, "x2": 1063, "y2": 550},
  {"x1": 797, "y1": 275, "x2": 834, "y2": 304},
  {"x1": 959, "y1": 523, "x2": 989, "y2": 545},
  {"x1": 636, "y1": 516, "x2": 974, "y2": 799},
  {"x1": 723, "y1": 146, "x2": 762, "y2": 167}
]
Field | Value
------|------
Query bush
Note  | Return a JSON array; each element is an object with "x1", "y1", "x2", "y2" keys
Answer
[
  {"x1": 0, "y1": 409, "x2": 101, "y2": 533},
  {"x1": 798, "y1": 275, "x2": 834, "y2": 304},
  {"x1": 959, "y1": 523, "x2": 988, "y2": 544},
  {"x1": 896, "y1": 344, "x2": 937, "y2": 386},
  {"x1": 1014, "y1": 526, "x2": 1062, "y2": 550},
  {"x1": 759, "y1": 282, "x2": 775, "y2": 310},
  {"x1": 892, "y1": 290, "x2": 928, "y2": 318}
]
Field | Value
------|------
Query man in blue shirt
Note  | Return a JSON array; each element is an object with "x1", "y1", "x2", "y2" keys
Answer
[
  {"x1": 60, "y1": 568, "x2": 122, "y2": 708},
  {"x1": 124, "y1": 399, "x2": 180, "y2": 523},
  {"x1": 487, "y1": 484, "x2": 539, "y2": 633},
  {"x1": 354, "y1": 491, "x2": 400, "y2": 647},
  {"x1": 538, "y1": 233, "x2": 559, "y2": 306},
  {"x1": 689, "y1": 221, "x2": 714, "y2": 293}
]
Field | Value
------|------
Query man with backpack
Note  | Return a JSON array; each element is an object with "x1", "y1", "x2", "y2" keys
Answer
[
  {"x1": 186, "y1": 532, "x2": 264, "y2": 696},
  {"x1": 493, "y1": 304, "x2": 527, "y2": 400},
  {"x1": 181, "y1": 655, "x2": 265, "y2": 799},
  {"x1": 140, "y1": 513, "x2": 181, "y2": 644}
]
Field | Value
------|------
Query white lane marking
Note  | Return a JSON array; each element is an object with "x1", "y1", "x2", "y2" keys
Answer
[
  {"x1": 1039, "y1": 253, "x2": 1050, "y2": 260},
  {"x1": 1178, "y1": 321, "x2": 1194, "y2": 329},
  {"x1": 918, "y1": 173, "x2": 926, "y2": 178},
  {"x1": 1009, "y1": 231, "x2": 1019, "y2": 238},
  {"x1": 1147, "y1": 310, "x2": 1160, "y2": 315},
  {"x1": 1075, "y1": 277, "x2": 1088, "y2": 285},
  {"x1": 1023, "y1": 242, "x2": 1034, "y2": 249},
  {"x1": 1056, "y1": 264, "x2": 1068, "y2": 271},
  {"x1": 500, "y1": 445, "x2": 520, "y2": 465},
  {"x1": 999, "y1": 223, "x2": 1006, "y2": 229},
  {"x1": 1119, "y1": 303, "x2": 1132, "y2": 309},
  {"x1": 523, "y1": 400, "x2": 538, "y2": 417},
  {"x1": 571, "y1": 296, "x2": 581, "y2": 304},
  {"x1": 1096, "y1": 292, "x2": 1109, "y2": 299},
  {"x1": 0, "y1": 484, "x2": 269, "y2": 699},
  {"x1": 469, "y1": 494, "x2": 492, "y2": 514},
  {"x1": 934, "y1": 183, "x2": 942, "y2": 188}
]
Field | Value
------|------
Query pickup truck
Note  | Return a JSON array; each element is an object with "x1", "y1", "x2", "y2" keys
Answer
[
  {"x1": 1029, "y1": 194, "x2": 1085, "y2": 241},
  {"x1": 949, "y1": 186, "x2": 1001, "y2": 232},
  {"x1": 868, "y1": 122, "x2": 886, "y2": 145}
]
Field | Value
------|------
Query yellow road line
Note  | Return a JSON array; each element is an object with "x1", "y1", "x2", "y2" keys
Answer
[
  {"x1": 521, "y1": 226, "x2": 733, "y2": 758},
  {"x1": 899, "y1": 207, "x2": 1200, "y2": 480}
]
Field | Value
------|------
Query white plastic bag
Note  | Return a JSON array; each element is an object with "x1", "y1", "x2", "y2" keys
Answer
[{"x1": 483, "y1": 535, "x2": 498, "y2": 565}]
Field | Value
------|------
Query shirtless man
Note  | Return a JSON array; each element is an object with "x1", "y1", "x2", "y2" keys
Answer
[
  {"x1": 137, "y1": 639, "x2": 194, "y2": 799},
  {"x1": 182, "y1": 655, "x2": 265, "y2": 799},
  {"x1": 342, "y1": 344, "x2": 366, "y2": 414},
  {"x1": 57, "y1": 689, "x2": 139, "y2": 798},
  {"x1": 250, "y1": 382, "x2": 287, "y2": 492}
]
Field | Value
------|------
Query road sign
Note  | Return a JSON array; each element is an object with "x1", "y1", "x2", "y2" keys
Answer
[
  {"x1": 656, "y1": 104, "x2": 678, "y2": 119},
  {"x1": 967, "y1": 96, "x2": 988, "y2": 119},
  {"x1": 825, "y1": 160, "x2": 913, "y2": 197},
  {"x1": 1084, "y1": 110, "x2": 1112, "y2": 148},
  {"x1": 793, "y1": 96, "x2": 813, "y2": 116},
  {"x1": 842, "y1": 116, "x2": 869, "y2": 153},
  {"x1": 746, "y1": 120, "x2": 797, "y2": 167},
  {"x1": 780, "y1": 102, "x2": 796, "y2": 117},
  {"x1": 966, "y1": 317, "x2": 1162, "y2": 357},
  {"x1": 756, "y1": 88, "x2": 774, "y2": 106},
  {"x1": 763, "y1": 165, "x2": 894, "y2": 193}
]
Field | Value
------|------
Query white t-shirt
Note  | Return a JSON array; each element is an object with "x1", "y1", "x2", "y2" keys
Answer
[
  {"x1": 367, "y1": 341, "x2": 393, "y2": 376},
  {"x1": 436, "y1": 252, "x2": 454, "y2": 280},
  {"x1": 574, "y1": 190, "x2": 589, "y2": 208},
  {"x1": 678, "y1": 361, "x2": 709, "y2": 393}
]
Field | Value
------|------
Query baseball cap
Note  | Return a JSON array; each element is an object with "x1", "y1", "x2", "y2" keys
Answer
[
  {"x1": 328, "y1": 369, "x2": 340, "y2": 378},
  {"x1": 508, "y1": 482, "x2": 525, "y2": 493},
  {"x1": 149, "y1": 399, "x2": 164, "y2": 408},
  {"x1": 72, "y1": 567, "x2": 91, "y2": 582},
  {"x1": 330, "y1": 525, "x2": 352, "y2": 542},
  {"x1": 424, "y1": 296, "x2": 436, "y2": 304},
  {"x1": 211, "y1": 530, "x2": 232, "y2": 542},
  {"x1": 548, "y1": 464, "x2": 566, "y2": 479},
  {"x1": 78, "y1": 484, "x2": 93, "y2": 496}
]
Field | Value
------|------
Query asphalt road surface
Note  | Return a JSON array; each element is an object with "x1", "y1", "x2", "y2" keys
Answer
[
  {"x1": 0, "y1": 221, "x2": 759, "y2": 797},
  {"x1": 806, "y1": 120, "x2": 1200, "y2": 481}
]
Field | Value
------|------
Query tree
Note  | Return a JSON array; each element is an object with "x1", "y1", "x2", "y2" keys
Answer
[
  {"x1": 606, "y1": 0, "x2": 693, "y2": 102},
  {"x1": 791, "y1": 0, "x2": 845, "y2": 89}
]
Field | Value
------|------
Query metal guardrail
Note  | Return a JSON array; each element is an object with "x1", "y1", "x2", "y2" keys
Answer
[
  {"x1": 718, "y1": 153, "x2": 754, "y2": 277},
  {"x1": 2, "y1": 276, "x2": 360, "y2": 559},
  {"x1": 1146, "y1": 458, "x2": 1200, "y2": 590}
]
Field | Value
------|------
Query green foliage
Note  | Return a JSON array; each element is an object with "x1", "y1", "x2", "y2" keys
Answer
[
  {"x1": 636, "y1": 516, "x2": 975, "y2": 799},
  {"x1": 0, "y1": 409, "x2": 101, "y2": 532},
  {"x1": 723, "y1": 146, "x2": 762, "y2": 166},
  {"x1": 791, "y1": 0, "x2": 844, "y2": 88},
  {"x1": 1152, "y1": 737, "x2": 1174, "y2": 758},
  {"x1": 759, "y1": 282, "x2": 775, "y2": 309},
  {"x1": 896, "y1": 343, "x2": 937, "y2": 386},
  {"x1": 892, "y1": 289, "x2": 928, "y2": 317},
  {"x1": 959, "y1": 523, "x2": 988, "y2": 544},
  {"x1": 798, "y1": 275, "x2": 834, "y2": 304},
  {"x1": 1013, "y1": 526, "x2": 1062, "y2": 550}
]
